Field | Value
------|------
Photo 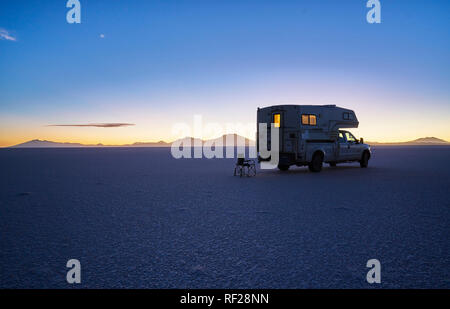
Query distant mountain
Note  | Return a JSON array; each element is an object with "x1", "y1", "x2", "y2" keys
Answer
[
  {"x1": 9, "y1": 139, "x2": 172, "y2": 148},
  {"x1": 408, "y1": 137, "x2": 449, "y2": 144},
  {"x1": 8, "y1": 134, "x2": 254, "y2": 148},
  {"x1": 368, "y1": 137, "x2": 449, "y2": 145},
  {"x1": 130, "y1": 141, "x2": 170, "y2": 147},
  {"x1": 198, "y1": 134, "x2": 254, "y2": 147},
  {"x1": 10, "y1": 139, "x2": 86, "y2": 148}
]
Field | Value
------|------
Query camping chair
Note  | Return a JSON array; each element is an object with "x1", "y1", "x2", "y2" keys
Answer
[{"x1": 234, "y1": 158, "x2": 256, "y2": 177}]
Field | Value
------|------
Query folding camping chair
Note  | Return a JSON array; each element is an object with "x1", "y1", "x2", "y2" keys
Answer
[{"x1": 234, "y1": 158, "x2": 256, "y2": 177}]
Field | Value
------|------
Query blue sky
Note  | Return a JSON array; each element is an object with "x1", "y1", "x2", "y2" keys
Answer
[{"x1": 0, "y1": 0, "x2": 449, "y2": 145}]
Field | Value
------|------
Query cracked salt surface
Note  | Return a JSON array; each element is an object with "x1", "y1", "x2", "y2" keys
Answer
[{"x1": 0, "y1": 146, "x2": 449, "y2": 288}]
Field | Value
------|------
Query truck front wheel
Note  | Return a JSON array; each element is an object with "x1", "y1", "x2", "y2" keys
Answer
[
  {"x1": 309, "y1": 153, "x2": 323, "y2": 172},
  {"x1": 360, "y1": 151, "x2": 370, "y2": 168}
]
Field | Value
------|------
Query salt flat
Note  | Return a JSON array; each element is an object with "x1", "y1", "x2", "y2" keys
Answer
[{"x1": 0, "y1": 146, "x2": 449, "y2": 288}]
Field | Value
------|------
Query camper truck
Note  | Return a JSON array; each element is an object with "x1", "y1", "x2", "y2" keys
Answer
[{"x1": 257, "y1": 105, "x2": 371, "y2": 172}]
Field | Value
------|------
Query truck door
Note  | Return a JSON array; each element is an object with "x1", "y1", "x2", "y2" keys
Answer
[
  {"x1": 346, "y1": 132, "x2": 361, "y2": 160},
  {"x1": 344, "y1": 132, "x2": 360, "y2": 160},
  {"x1": 338, "y1": 131, "x2": 351, "y2": 160}
]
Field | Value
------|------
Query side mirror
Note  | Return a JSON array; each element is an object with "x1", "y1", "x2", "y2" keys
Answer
[{"x1": 360, "y1": 138, "x2": 364, "y2": 144}]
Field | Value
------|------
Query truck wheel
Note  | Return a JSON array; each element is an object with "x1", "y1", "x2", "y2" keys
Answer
[
  {"x1": 360, "y1": 151, "x2": 369, "y2": 168},
  {"x1": 309, "y1": 153, "x2": 323, "y2": 172},
  {"x1": 278, "y1": 164, "x2": 290, "y2": 171},
  {"x1": 329, "y1": 162, "x2": 337, "y2": 167}
]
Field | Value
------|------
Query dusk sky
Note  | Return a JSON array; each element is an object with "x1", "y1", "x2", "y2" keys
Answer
[{"x1": 1, "y1": 0, "x2": 449, "y2": 146}]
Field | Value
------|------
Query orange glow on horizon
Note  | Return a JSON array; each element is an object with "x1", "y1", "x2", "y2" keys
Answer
[
  {"x1": 1, "y1": 106, "x2": 449, "y2": 147},
  {"x1": 1, "y1": 126, "x2": 449, "y2": 148}
]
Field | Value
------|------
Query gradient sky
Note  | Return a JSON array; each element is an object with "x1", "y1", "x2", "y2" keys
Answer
[{"x1": 1, "y1": 0, "x2": 449, "y2": 146}]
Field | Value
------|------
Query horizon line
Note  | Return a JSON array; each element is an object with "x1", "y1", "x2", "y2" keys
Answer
[{"x1": 3, "y1": 135, "x2": 449, "y2": 148}]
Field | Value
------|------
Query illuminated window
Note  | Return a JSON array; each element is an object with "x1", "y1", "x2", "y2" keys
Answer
[
  {"x1": 273, "y1": 114, "x2": 281, "y2": 128},
  {"x1": 301, "y1": 115, "x2": 309, "y2": 125},
  {"x1": 301, "y1": 114, "x2": 317, "y2": 126}
]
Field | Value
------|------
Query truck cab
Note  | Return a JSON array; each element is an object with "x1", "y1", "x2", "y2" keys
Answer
[{"x1": 335, "y1": 130, "x2": 371, "y2": 165}]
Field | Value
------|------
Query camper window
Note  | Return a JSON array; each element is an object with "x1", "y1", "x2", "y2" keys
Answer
[
  {"x1": 301, "y1": 114, "x2": 317, "y2": 126},
  {"x1": 343, "y1": 112, "x2": 353, "y2": 120},
  {"x1": 301, "y1": 115, "x2": 309, "y2": 125},
  {"x1": 273, "y1": 114, "x2": 281, "y2": 128}
]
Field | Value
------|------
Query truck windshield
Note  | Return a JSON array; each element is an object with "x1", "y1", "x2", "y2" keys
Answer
[{"x1": 345, "y1": 132, "x2": 357, "y2": 142}]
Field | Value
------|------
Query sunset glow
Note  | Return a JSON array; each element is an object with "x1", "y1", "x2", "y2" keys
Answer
[{"x1": 1, "y1": 1, "x2": 449, "y2": 147}]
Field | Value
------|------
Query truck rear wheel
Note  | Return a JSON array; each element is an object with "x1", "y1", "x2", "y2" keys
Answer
[
  {"x1": 309, "y1": 153, "x2": 323, "y2": 172},
  {"x1": 360, "y1": 151, "x2": 369, "y2": 168},
  {"x1": 278, "y1": 164, "x2": 290, "y2": 171}
]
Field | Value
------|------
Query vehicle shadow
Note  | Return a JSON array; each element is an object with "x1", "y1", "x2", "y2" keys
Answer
[{"x1": 252, "y1": 164, "x2": 388, "y2": 177}]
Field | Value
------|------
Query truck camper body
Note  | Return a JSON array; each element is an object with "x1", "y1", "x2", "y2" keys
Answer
[{"x1": 256, "y1": 105, "x2": 371, "y2": 172}]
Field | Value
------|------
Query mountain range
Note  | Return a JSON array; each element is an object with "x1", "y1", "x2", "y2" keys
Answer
[
  {"x1": 8, "y1": 134, "x2": 254, "y2": 148},
  {"x1": 6, "y1": 136, "x2": 449, "y2": 148}
]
